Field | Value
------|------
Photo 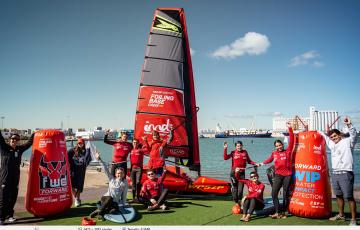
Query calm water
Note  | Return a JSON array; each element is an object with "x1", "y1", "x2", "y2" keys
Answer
[{"x1": 23, "y1": 137, "x2": 360, "y2": 186}]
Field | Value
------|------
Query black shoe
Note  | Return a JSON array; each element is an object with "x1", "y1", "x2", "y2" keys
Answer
[
  {"x1": 109, "y1": 208, "x2": 118, "y2": 214},
  {"x1": 89, "y1": 209, "x2": 100, "y2": 218}
]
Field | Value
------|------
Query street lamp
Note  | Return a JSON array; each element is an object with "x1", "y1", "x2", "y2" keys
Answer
[{"x1": 1, "y1": 116, "x2": 4, "y2": 129}]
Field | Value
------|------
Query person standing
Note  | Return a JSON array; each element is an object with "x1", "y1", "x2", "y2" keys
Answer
[
  {"x1": 104, "y1": 130, "x2": 133, "y2": 176},
  {"x1": 129, "y1": 138, "x2": 148, "y2": 202},
  {"x1": 68, "y1": 138, "x2": 92, "y2": 207},
  {"x1": 0, "y1": 131, "x2": 35, "y2": 224},
  {"x1": 223, "y1": 140, "x2": 256, "y2": 205},
  {"x1": 319, "y1": 116, "x2": 358, "y2": 226},
  {"x1": 142, "y1": 130, "x2": 173, "y2": 177},
  {"x1": 258, "y1": 122, "x2": 294, "y2": 219},
  {"x1": 235, "y1": 171, "x2": 265, "y2": 222}
]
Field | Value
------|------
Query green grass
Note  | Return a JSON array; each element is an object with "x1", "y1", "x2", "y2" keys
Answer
[{"x1": 15, "y1": 196, "x2": 360, "y2": 226}]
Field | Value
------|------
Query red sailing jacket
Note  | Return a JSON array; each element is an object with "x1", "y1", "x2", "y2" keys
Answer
[
  {"x1": 104, "y1": 135, "x2": 133, "y2": 163},
  {"x1": 236, "y1": 177, "x2": 265, "y2": 202},
  {"x1": 140, "y1": 172, "x2": 167, "y2": 199},
  {"x1": 130, "y1": 145, "x2": 148, "y2": 169},
  {"x1": 224, "y1": 149, "x2": 256, "y2": 172},
  {"x1": 262, "y1": 127, "x2": 294, "y2": 176},
  {"x1": 144, "y1": 132, "x2": 172, "y2": 169}
]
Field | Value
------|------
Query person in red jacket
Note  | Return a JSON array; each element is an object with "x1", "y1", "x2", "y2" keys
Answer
[
  {"x1": 104, "y1": 130, "x2": 133, "y2": 176},
  {"x1": 139, "y1": 169, "x2": 169, "y2": 211},
  {"x1": 235, "y1": 171, "x2": 265, "y2": 222},
  {"x1": 257, "y1": 122, "x2": 294, "y2": 219},
  {"x1": 224, "y1": 140, "x2": 256, "y2": 205},
  {"x1": 129, "y1": 138, "x2": 148, "y2": 202},
  {"x1": 142, "y1": 130, "x2": 173, "y2": 177}
]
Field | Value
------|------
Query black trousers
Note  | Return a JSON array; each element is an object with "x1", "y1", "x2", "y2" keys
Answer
[
  {"x1": 110, "y1": 162, "x2": 127, "y2": 177},
  {"x1": 272, "y1": 174, "x2": 292, "y2": 213},
  {"x1": 139, "y1": 188, "x2": 168, "y2": 207},
  {"x1": 98, "y1": 196, "x2": 119, "y2": 216},
  {"x1": 0, "y1": 182, "x2": 18, "y2": 221},
  {"x1": 130, "y1": 167, "x2": 143, "y2": 199},
  {"x1": 230, "y1": 171, "x2": 245, "y2": 203},
  {"x1": 243, "y1": 198, "x2": 265, "y2": 215}
]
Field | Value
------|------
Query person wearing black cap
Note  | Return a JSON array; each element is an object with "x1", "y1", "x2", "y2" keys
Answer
[
  {"x1": 0, "y1": 130, "x2": 35, "y2": 224},
  {"x1": 68, "y1": 138, "x2": 91, "y2": 207}
]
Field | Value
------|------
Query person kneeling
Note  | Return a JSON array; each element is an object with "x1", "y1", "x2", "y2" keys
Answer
[
  {"x1": 139, "y1": 168, "x2": 168, "y2": 211},
  {"x1": 236, "y1": 170, "x2": 265, "y2": 222},
  {"x1": 89, "y1": 151, "x2": 128, "y2": 220}
]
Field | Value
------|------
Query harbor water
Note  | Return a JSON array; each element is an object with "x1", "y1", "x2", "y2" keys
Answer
[{"x1": 22, "y1": 137, "x2": 360, "y2": 187}]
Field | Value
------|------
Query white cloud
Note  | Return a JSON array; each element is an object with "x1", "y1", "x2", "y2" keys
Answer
[
  {"x1": 211, "y1": 32, "x2": 270, "y2": 59},
  {"x1": 289, "y1": 50, "x2": 324, "y2": 67},
  {"x1": 190, "y1": 48, "x2": 196, "y2": 56}
]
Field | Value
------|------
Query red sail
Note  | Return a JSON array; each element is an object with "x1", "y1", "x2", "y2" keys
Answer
[{"x1": 135, "y1": 8, "x2": 200, "y2": 172}]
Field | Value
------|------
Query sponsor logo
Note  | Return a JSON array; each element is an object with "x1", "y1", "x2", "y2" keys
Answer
[
  {"x1": 148, "y1": 92, "x2": 175, "y2": 108},
  {"x1": 144, "y1": 119, "x2": 173, "y2": 134},
  {"x1": 313, "y1": 145, "x2": 322, "y2": 154},
  {"x1": 153, "y1": 15, "x2": 182, "y2": 34},
  {"x1": 169, "y1": 148, "x2": 186, "y2": 155},
  {"x1": 296, "y1": 142, "x2": 306, "y2": 151},
  {"x1": 38, "y1": 154, "x2": 68, "y2": 195},
  {"x1": 39, "y1": 138, "x2": 53, "y2": 148}
]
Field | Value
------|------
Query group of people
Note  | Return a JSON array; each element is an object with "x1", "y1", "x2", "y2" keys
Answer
[
  {"x1": 0, "y1": 115, "x2": 357, "y2": 225},
  {"x1": 67, "y1": 129, "x2": 173, "y2": 220},
  {"x1": 224, "y1": 118, "x2": 357, "y2": 225}
]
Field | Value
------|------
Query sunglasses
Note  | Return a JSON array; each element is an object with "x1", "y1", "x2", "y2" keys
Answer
[
  {"x1": 250, "y1": 176, "x2": 258, "y2": 179},
  {"x1": 147, "y1": 173, "x2": 154, "y2": 176}
]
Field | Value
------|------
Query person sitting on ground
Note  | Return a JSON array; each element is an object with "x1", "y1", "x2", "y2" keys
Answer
[
  {"x1": 139, "y1": 168, "x2": 168, "y2": 211},
  {"x1": 319, "y1": 116, "x2": 358, "y2": 226},
  {"x1": 104, "y1": 130, "x2": 132, "y2": 176},
  {"x1": 129, "y1": 138, "x2": 148, "y2": 202},
  {"x1": 68, "y1": 138, "x2": 92, "y2": 207},
  {"x1": 89, "y1": 151, "x2": 128, "y2": 220},
  {"x1": 257, "y1": 122, "x2": 294, "y2": 219},
  {"x1": 235, "y1": 170, "x2": 265, "y2": 222},
  {"x1": 223, "y1": 140, "x2": 256, "y2": 206}
]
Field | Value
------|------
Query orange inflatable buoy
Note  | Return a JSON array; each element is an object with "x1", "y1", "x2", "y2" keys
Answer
[
  {"x1": 82, "y1": 217, "x2": 96, "y2": 226},
  {"x1": 289, "y1": 131, "x2": 332, "y2": 218},
  {"x1": 25, "y1": 129, "x2": 73, "y2": 217},
  {"x1": 232, "y1": 203, "x2": 241, "y2": 215}
]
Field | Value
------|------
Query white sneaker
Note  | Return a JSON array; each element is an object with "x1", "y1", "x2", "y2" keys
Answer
[
  {"x1": 74, "y1": 198, "x2": 81, "y2": 207},
  {"x1": 160, "y1": 204, "x2": 168, "y2": 210},
  {"x1": 349, "y1": 220, "x2": 357, "y2": 226},
  {"x1": 8, "y1": 217, "x2": 16, "y2": 223}
]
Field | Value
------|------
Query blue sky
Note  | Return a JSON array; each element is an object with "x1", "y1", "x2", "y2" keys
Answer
[{"x1": 1, "y1": 0, "x2": 360, "y2": 131}]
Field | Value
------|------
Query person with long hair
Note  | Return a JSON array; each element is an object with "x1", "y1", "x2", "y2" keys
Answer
[
  {"x1": 68, "y1": 138, "x2": 91, "y2": 207},
  {"x1": 223, "y1": 140, "x2": 256, "y2": 205},
  {"x1": 235, "y1": 170, "x2": 265, "y2": 222},
  {"x1": 258, "y1": 122, "x2": 294, "y2": 219}
]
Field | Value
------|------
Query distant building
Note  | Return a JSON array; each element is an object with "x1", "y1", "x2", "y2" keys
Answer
[{"x1": 272, "y1": 106, "x2": 339, "y2": 134}]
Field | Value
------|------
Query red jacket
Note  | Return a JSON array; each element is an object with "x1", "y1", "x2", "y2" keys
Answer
[
  {"x1": 140, "y1": 172, "x2": 166, "y2": 199},
  {"x1": 144, "y1": 132, "x2": 172, "y2": 168},
  {"x1": 236, "y1": 177, "x2": 265, "y2": 202},
  {"x1": 262, "y1": 127, "x2": 294, "y2": 176},
  {"x1": 130, "y1": 145, "x2": 148, "y2": 169},
  {"x1": 224, "y1": 149, "x2": 255, "y2": 172},
  {"x1": 104, "y1": 135, "x2": 133, "y2": 163}
]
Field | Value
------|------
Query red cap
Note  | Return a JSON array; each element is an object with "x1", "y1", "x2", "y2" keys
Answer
[{"x1": 77, "y1": 138, "x2": 85, "y2": 144}]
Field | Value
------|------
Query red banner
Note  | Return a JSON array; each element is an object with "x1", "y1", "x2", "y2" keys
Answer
[
  {"x1": 137, "y1": 86, "x2": 185, "y2": 116},
  {"x1": 135, "y1": 113, "x2": 188, "y2": 146}
]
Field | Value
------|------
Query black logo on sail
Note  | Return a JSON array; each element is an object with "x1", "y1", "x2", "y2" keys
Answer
[{"x1": 153, "y1": 15, "x2": 182, "y2": 34}]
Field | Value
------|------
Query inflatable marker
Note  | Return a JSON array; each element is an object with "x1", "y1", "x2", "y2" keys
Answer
[
  {"x1": 289, "y1": 131, "x2": 332, "y2": 218},
  {"x1": 25, "y1": 130, "x2": 73, "y2": 217}
]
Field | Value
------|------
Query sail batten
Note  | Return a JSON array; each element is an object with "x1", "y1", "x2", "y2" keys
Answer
[{"x1": 135, "y1": 8, "x2": 200, "y2": 173}]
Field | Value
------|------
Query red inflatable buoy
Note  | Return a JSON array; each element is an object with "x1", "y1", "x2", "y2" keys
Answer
[
  {"x1": 82, "y1": 217, "x2": 96, "y2": 225},
  {"x1": 232, "y1": 203, "x2": 241, "y2": 215},
  {"x1": 289, "y1": 131, "x2": 332, "y2": 218},
  {"x1": 25, "y1": 129, "x2": 73, "y2": 216}
]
